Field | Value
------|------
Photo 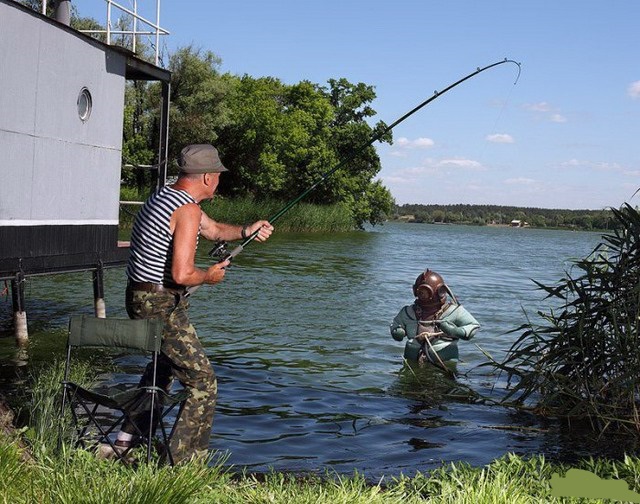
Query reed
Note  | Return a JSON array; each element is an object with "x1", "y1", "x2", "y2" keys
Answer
[
  {"x1": 491, "y1": 203, "x2": 640, "y2": 433},
  {"x1": 118, "y1": 191, "x2": 355, "y2": 232},
  {"x1": 20, "y1": 359, "x2": 96, "y2": 457},
  {"x1": 201, "y1": 196, "x2": 355, "y2": 232}
]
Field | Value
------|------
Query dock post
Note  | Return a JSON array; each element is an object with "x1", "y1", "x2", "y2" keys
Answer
[
  {"x1": 92, "y1": 263, "x2": 106, "y2": 318},
  {"x1": 11, "y1": 273, "x2": 28, "y2": 344}
]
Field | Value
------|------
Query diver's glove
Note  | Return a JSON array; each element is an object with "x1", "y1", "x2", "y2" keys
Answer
[
  {"x1": 390, "y1": 325, "x2": 406, "y2": 341},
  {"x1": 437, "y1": 320, "x2": 465, "y2": 339}
]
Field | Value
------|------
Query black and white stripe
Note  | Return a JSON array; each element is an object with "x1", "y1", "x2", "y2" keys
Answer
[{"x1": 126, "y1": 186, "x2": 198, "y2": 285}]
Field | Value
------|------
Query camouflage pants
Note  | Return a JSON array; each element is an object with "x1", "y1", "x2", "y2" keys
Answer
[{"x1": 124, "y1": 287, "x2": 217, "y2": 463}]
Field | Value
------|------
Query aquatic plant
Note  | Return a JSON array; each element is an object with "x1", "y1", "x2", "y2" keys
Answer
[
  {"x1": 119, "y1": 194, "x2": 356, "y2": 233},
  {"x1": 493, "y1": 203, "x2": 640, "y2": 433},
  {"x1": 202, "y1": 196, "x2": 355, "y2": 232}
]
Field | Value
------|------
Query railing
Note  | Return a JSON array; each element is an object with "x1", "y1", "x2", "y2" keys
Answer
[{"x1": 45, "y1": 0, "x2": 170, "y2": 66}]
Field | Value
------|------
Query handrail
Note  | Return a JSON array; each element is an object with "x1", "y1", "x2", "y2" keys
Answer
[{"x1": 78, "y1": 0, "x2": 169, "y2": 66}]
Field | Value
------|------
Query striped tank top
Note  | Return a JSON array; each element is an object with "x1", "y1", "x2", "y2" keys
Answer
[{"x1": 127, "y1": 186, "x2": 199, "y2": 285}]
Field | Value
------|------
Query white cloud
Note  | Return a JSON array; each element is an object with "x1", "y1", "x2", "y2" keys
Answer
[
  {"x1": 593, "y1": 161, "x2": 624, "y2": 172},
  {"x1": 394, "y1": 136, "x2": 435, "y2": 148},
  {"x1": 523, "y1": 101, "x2": 567, "y2": 123},
  {"x1": 504, "y1": 177, "x2": 536, "y2": 185},
  {"x1": 413, "y1": 137, "x2": 435, "y2": 148},
  {"x1": 560, "y1": 159, "x2": 628, "y2": 174},
  {"x1": 438, "y1": 158, "x2": 484, "y2": 170},
  {"x1": 523, "y1": 102, "x2": 552, "y2": 112},
  {"x1": 486, "y1": 133, "x2": 514, "y2": 143},
  {"x1": 400, "y1": 165, "x2": 439, "y2": 175},
  {"x1": 628, "y1": 81, "x2": 640, "y2": 99},
  {"x1": 384, "y1": 156, "x2": 484, "y2": 183}
]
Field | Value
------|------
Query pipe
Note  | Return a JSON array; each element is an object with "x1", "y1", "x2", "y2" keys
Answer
[{"x1": 54, "y1": 0, "x2": 71, "y2": 25}]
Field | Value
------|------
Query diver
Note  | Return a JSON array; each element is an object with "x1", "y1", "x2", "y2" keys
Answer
[{"x1": 390, "y1": 269, "x2": 479, "y2": 367}]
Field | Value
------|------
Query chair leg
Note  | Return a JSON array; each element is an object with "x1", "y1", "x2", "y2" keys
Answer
[
  {"x1": 147, "y1": 390, "x2": 157, "y2": 464},
  {"x1": 72, "y1": 401, "x2": 137, "y2": 464},
  {"x1": 160, "y1": 400, "x2": 187, "y2": 466}
]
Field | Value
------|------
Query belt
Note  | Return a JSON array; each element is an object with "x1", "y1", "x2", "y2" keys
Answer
[{"x1": 127, "y1": 280, "x2": 185, "y2": 295}]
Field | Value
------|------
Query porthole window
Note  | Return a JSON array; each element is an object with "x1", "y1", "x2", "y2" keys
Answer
[{"x1": 77, "y1": 87, "x2": 92, "y2": 122}]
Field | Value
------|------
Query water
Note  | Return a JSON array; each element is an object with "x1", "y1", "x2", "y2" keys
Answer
[{"x1": 1, "y1": 222, "x2": 633, "y2": 479}]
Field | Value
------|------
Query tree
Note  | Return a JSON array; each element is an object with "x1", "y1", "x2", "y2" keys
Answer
[
  {"x1": 322, "y1": 78, "x2": 393, "y2": 226},
  {"x1": 216, "y1": 76, "x2": 335, "y2": 199},
  {"x1": 121, "y1": 81, "x2": 156, "y2": 189},
  {"x1": 161, "y1": 46, "x2": 235, "y2": 169},
  {"x1": 216, "y1": 75, "x2": 394, "y2": 226},
  {"x1": 115, "y1": 44, "x2": 394, "y2": 228}
]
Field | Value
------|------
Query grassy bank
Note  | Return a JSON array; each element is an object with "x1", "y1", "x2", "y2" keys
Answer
[
  {"x1": 119, "y1": 187, "x2": 355, "y2": 232},
  {"x1": 4, "y1": 432, "x2": 640, "y2": 503},
  {"x1": 3, "y1": 361, "x2": 640, "y2": 503}
]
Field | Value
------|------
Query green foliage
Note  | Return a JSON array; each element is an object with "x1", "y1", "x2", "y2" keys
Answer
[
  {"x1": 121, "y1": 82, "x2": 156, "y2": 188},
  {"x1": 19, "y1": 359, "x2": 96, "y2": 457},
  {"x1": 0, "y1": 438, "x2": 32, "y2": 502},
  {"x1": 70, "y1": 15, "x2": 106, "y2": 43},
  {"x1": 201, "y1": 197, "x2": 354, "y2": 233},
  {"x1": 33, "y1": 452, "x2": 225, "y2": 504},
  {"x1": 163, "y1": 46, "x2": 235, "y2": 166},
  {"x1": 395, "y1": 203, "x2": 616, "y2": 231},
  {"x1": 216, "y1": 76, "x2": 335, "y2": 200},
  {"x1": 493, "y1": 204, "x2": 640, "y2": 433},
  {"x1": 343, "y1": 179, "x2": 395, "y2": 229},
  {"x1": 119, "y1": 195, "x2": 354, "y2": 233},
  {"x1": 119, "y1": 45, "x2": 394, "y2": 229}
]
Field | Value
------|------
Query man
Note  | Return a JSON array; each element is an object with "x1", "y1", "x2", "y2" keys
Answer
[{"x1": 113, "y1": 143, "x2": 273, "y2": 462}]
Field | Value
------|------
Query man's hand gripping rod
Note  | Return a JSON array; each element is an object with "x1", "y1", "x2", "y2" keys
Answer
[{"x1": 183, "y1": 230, "x2": 257, "y2": 297}]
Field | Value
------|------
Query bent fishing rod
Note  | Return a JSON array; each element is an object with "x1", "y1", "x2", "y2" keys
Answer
[{"x1": 186, "y1": 58, "x2": 521, "y2": 296}]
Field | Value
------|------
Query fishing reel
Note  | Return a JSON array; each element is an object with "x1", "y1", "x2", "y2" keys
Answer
[{"x1": 208, "y1": 241, "x2": 231, "y2": 262}]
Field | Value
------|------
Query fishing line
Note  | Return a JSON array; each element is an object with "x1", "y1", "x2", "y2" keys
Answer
[
  {"x1": 186, "y1": 59, "x2": 521, "y2": 296},
  {"x1": 477, "y1": 66, "x2": 522, "y2": 171}
]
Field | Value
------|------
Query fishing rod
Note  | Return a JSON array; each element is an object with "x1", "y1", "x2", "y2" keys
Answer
[{"x1": 186, "y1": 58, "x2": 521, "y2": 296}]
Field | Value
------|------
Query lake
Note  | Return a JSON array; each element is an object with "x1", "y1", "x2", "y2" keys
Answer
[{"x1": 1, "y1": 221, "x2": 634, "y2": 479}]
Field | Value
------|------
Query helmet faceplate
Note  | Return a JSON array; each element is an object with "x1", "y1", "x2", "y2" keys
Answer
[{"x1": 413, "y1": 269, "x2": 447, "y2": 304}]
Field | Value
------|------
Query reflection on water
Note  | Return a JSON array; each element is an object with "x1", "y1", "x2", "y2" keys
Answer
[{"x1": 1, "y1": 222, "x2": 629, "y2": 479}]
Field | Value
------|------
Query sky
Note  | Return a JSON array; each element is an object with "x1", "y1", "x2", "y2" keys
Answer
[{"x1": 74, "y1": 0, "x2": 639, "y2": 210}]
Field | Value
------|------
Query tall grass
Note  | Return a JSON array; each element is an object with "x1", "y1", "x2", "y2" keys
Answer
[
  {"x1": 492, "y1": 204, "x2": 640, "y2": 433},
  {"x1": 19, "y1": 359, "x2": 96, "y2": 457},
  {"x1": 203, "y1": 196, "x2": 355, "y2": 232},
  {"x1": 118, "y1": 188, "x2": 356, "y2": 232}
]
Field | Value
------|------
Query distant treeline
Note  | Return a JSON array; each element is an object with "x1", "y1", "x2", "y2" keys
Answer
[{"x1": 393, "y1": 203, "x2": 618, "y2": 231}]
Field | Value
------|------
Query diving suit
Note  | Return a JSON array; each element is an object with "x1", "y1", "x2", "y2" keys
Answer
[{"x1": 390, "y1": 269, "x2": 480, "y2": 365}]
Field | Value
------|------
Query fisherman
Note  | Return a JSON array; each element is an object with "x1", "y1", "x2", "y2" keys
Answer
[
  {"x1": 390, "y1": 269, "x2": 479, "y2": 366},
  {"x1": 109, "y1": 144, "x2": 273, "y2": 463}
]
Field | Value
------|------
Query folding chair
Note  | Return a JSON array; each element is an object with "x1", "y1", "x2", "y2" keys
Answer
[{"x1": 60, "y1": 314, "x2": 189, "y2": 465}]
